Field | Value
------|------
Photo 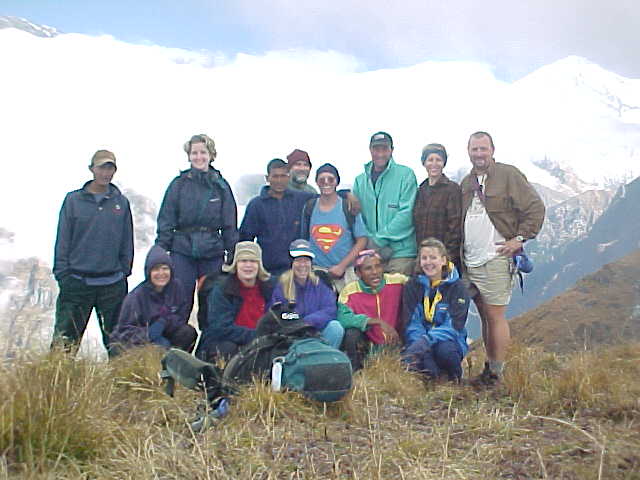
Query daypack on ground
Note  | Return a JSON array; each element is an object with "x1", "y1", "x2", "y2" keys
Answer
[
  {"x1": 276, "y1": 337, "x2": 352, "y2": 402},
  {"x1": 160, "y1": 302, "x2": 352, "y2": 406}
]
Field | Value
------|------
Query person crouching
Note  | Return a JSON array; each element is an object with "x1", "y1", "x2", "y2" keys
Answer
[
  {"x1": 195, "y1": 241, "x2": 274, "y2": 361},
  {"x1": 400, "y1": 238, "x2": 470, "y2": 382},
  {"x1": 269, "y1": 239, "x2": 344, "y2": 348},
  {"x1": 110, "y1": 245, "x2": 197, "y2": 354},
  {"x1": 337, "y1": 250, "x2": 408, "y2": 371}
]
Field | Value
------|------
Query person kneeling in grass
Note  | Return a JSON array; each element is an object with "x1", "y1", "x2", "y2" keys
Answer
[
  {"x1": 400, "y1": 238, "x2": 470, "y2": 382},
  {"x1": 269, "y1": 239, "x2": 344, "y2": 348},
  {"x1": 337, "y1": 250, "x2": 408, "y2": 371},
  {"x1": 110, "y1": 245, "x2": 197, "y2": 354}
]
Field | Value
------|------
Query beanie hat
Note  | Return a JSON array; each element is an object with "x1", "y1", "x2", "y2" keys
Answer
[
  {"x1": 289, "y1": 239, "x2": 315, "y2": 260},
  {"x1": 420, "y1": 143, "x2": 448, "y2": 166},
  {"x1": 315, "y1": 163, "x2": 340, "y2": 185},
  {"x1": 222, "y1": 241, "x2": 270, "y2": 281},
  {"x1": 287, "y1": 149, "x2": 312, "y2": 167},
  {"x1": 91, "y1": 150, "x2": 117, "y2": 168}
]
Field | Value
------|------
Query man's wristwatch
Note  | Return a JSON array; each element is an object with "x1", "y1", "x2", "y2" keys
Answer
[{"x1": 515, "y1": 235, "x2": 525, "y2": 243}]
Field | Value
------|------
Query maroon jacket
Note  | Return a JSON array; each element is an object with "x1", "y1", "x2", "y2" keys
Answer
[{"x1": 413, "y1": 174, "x2": 462, "y2": 269}]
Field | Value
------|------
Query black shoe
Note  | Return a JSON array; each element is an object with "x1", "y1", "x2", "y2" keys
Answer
[{"x1": 469, "y1": 364, "x2": 500, "y2": 388}]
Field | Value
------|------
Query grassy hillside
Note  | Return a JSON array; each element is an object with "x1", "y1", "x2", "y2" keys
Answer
[
  {"x1": 1, "y1": 343, "x2": 639, "y2": 479},
  {"x1": 511, "y1": 249, "x2": 640, "y2": 353}
]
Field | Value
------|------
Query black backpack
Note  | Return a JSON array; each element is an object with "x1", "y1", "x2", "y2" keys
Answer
[{"x1": 222, "y1": 302, "x2": 318, "y2": 384}]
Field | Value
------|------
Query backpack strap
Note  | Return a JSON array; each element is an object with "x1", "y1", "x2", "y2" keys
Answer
[
  {"x1": 301, "y1": 197, "x2": 317, "y2": 241},
  {"x1": 340, "y1": 197, "x2": 357, "y2": 241}
]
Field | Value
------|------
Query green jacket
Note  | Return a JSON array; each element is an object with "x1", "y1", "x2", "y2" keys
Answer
[{"x1": 353, "y1": 158, "x2": 418, "y2": 258}]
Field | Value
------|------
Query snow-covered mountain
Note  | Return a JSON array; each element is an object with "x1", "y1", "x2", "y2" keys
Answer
[
  {"x1": 509, "y1": 175, "x2": 640, "y2": 318},
  {"x1": 0, "y1": 16, "x2": 59, "y2": 38}
]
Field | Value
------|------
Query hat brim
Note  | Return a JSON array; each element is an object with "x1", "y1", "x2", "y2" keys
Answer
[{"x1": 290, "y1": 250, "x2": 315, "y2": 259}]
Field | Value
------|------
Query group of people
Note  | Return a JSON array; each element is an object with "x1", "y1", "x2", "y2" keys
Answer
[{"x1": 51, "y1": 129, "x2": 545, "y2": 385}]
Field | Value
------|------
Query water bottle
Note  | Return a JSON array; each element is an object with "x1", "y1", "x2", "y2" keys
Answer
[{"x1": 271, "y1": 359, "x2": 283, "y2": 392}]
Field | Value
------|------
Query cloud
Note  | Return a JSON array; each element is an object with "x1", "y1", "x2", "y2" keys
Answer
[{"x1": 227, "y1": 0, "x2": 640, "y2": 80}]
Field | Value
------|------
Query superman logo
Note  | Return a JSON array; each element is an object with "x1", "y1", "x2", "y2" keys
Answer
[{"x1": 311, "y1": 224, "x2": 344, "y2": 253}]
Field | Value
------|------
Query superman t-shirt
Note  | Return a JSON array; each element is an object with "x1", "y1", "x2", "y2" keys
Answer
[{"x1": 309, "y1": 197, "x2": 367, "y2": 268}]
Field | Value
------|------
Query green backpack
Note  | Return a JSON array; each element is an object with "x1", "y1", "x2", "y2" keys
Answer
[{"x1": 276, "y1": 337, "x2": 352, "y2": 403}]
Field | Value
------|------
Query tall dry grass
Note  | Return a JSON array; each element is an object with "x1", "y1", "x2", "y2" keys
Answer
[{"x1": 0, "y1": 343, "x2": 638, "y2": 479}]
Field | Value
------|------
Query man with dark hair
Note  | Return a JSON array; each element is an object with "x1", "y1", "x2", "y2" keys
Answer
[
  {"x1": 287, "y1": 149, "x2": 317, "y2": 194},
  {"x1": 239, "y1": 159, "x2": 315, "y2": 276},
  {"x1": 353, "y1": 131, "x2": 418, "y2": 276},
  {"x1": 337, "y1": 250, "x2": 407, "y2": 370},
  {"x1": 461, "y1": 131, "x2": 545, "y2": 385},
  {"x1": 52, "y1": 149, "x2": 133, "y2": 354}
]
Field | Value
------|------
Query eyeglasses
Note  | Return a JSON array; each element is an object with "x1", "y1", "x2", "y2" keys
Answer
[{"x1": 317, "y1": 176, "x2": 337, "y2": 186}]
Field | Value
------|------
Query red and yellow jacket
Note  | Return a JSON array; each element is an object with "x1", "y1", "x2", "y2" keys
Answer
[{"x1": 337, "y1": 273, "x2": 407, "y2": 344}]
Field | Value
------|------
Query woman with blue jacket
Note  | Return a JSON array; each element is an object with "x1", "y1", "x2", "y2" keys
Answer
[
  {"x1": 156, "y1": 134, "x2": 238, "y2": 329},
  {"x1": 401, "y1": 238, "x2": 470, "y2": 381}
]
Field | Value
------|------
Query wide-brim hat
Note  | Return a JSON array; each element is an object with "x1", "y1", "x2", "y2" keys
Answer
[{"x1": 222, "y1": 241, "x2": 270, "y2": 281}]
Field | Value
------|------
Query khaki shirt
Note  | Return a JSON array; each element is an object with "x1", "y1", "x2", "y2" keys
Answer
[{"x1": 461, "y1": 161, "x2": 545, "y2": 246}]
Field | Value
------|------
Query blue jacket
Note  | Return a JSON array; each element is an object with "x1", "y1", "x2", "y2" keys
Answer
[
  {"x1": 239, "y1": 186, "x2": 314, "y2": 273},
  {"x1": 111, "y1": 245, "x2": 189, "y2": 348},
  {"x1": 401, "y1": 266, "x2": 470, "y2": 356},
  {"x1": 53, "y1": 182, "x2": 133, "y2": 281},
  {"x1": 269, "y1": 278, "x2": 337, "y2": 331},
  {"x1": 156, "y1": 167, "x2": 238, "y2": 260},
  {"x1": 200, "y1": 274, "x2": 276, "y2": 347}
]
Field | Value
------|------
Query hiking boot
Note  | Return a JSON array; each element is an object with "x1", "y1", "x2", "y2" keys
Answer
[{"x1": 469, "y1": 364, "x2": 501, "y2": 388}]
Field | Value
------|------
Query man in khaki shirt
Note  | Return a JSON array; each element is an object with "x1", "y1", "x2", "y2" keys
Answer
[{"x1": 461, "y1": 131, "x2": 545, "y2": 385}]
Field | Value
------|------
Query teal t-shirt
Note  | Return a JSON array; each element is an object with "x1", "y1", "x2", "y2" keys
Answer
[{"x1": 309, "y1": 197, "x2": 367, "y2": 268}]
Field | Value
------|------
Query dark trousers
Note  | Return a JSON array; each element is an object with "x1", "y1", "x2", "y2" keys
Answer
[
  {"x1": 109, "y1": 324, "x2": 198, "y2": 357},
  {"x1": 402, "y1": 338, "x2": 463, "y2": 381},
  {"x1": 171, "y1": 252, "x2": 223, "y2": 331},
  {"x1": 52, "y1": 277, "x2": 127, "y2": 352},
  {"x1": 197, "y1": 340, "x2": 241, "y2": 363},
  {"x1": 341, "y1": 328, "x2": 370, "y2": 372},
  {"x1": 165, "y1": 324, "x2": 198, "y2": 353}
]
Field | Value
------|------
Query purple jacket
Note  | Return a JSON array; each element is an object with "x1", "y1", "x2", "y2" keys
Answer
[
  {"x1": 111, "y1": 245, "x2": 189, "y2": 348},
  {"x1": 269, "y1": 277, "x2": 337, "y2": 331}
]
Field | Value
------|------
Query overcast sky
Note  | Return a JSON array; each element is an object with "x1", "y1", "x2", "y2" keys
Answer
[{"x1": 3, "y1": 0, "x2": 639, "y2": 81}]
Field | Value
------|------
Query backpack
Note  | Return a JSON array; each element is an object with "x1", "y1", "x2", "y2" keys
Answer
[
  {"x1": 222, "y1": 302, "x2": 318, "y2": 384},
  {"x1": 276, "y1": 337, "x2": 352, "y2": 402}
]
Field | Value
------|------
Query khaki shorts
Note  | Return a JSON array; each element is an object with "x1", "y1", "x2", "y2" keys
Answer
[
  {"x1": 384, "y1": 257, "x2": 416, "y2": 276},
  {"x1": 333, "y1": 266, "x2": 358, "y2": 294},
  {"x1": 465, "y1": 255, "x2": 514, "y2": 306}
]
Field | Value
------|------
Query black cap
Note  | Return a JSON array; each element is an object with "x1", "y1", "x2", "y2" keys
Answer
[{"x1": 369, "y1": 131, "x2": 393, "y2": 149}]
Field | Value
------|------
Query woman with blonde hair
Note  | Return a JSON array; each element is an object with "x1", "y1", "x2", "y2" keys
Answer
[
  {"x1": 195, "y1": 241, "x2": 274, "y2": 361},
  {"x1": 156, "y1": 134, "x2": 238, "y2": 330},
  {"x1": 269, "y1": 239, "x2": 344, "y2": 348},
  {"x1": 400, "y1": 238, "x2": 470, "y2": 381}
]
